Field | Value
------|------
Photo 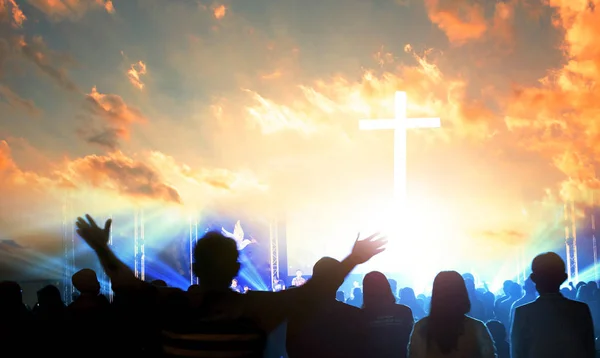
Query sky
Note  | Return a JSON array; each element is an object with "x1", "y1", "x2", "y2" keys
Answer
[{"x1": 1, "y1": 0, "x2": 599, "y2": 288}]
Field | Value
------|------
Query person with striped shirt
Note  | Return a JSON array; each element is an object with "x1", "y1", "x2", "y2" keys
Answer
[{"x1": 75, "y1": 215, "x2": 386, "y2": 357}]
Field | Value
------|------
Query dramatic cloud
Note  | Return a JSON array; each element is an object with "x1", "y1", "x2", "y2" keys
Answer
[
  {"x1": 62, "y1": 151, "x2": 182, "y2": 204},
  {"x1": 147, "y1": 151, "x2": 268, "y2": 193},
  {"x1": 16, "y1": 35, "x2": 79, "y2": 92},
  {"x1": 424, "y1": 0, "x2": 487, "y2": 45},
  {"x1": 213, "y1": 4, "x2": 227, "y2": 20},
  {"x1": 424, "y1": 0, "x2": 518, "y2": 46},
  {"x1": 127, "y1": 60, "x2": 147, "y2": 90},
  {"x1": 504, "y1": 0, "x2": 600, "y2": 204},
  {"x1": 239, "y1": 44, "x2": 494, "y2": 139},
  {"x1": 26, "y1": 0, "x2": 114, "y2": 21},
  {"x1": 81, "y1": 86, "x2": 146, "y2": 149},
  {"x1": 0, "y1": 0, "x2": 26, "y2": 27}
]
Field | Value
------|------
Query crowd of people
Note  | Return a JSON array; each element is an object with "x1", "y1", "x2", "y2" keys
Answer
[{"x1": 0, "y1": 214, "x2": 597, "y2": 357}]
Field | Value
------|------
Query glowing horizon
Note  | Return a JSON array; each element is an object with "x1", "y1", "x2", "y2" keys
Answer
[{"x1": 1, "y1": 0, "x2": 600, "y2": 287}]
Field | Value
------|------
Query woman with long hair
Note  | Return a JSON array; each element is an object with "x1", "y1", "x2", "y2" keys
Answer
[
  {"x1": 362, "y1": 271, "x2": 414, "y2": 358},
  {"x1": 407, "y1": 271, "x2": 496, "y2": 358}
]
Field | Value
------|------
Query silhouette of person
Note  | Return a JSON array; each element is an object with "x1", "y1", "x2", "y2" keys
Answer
[
  {"x1": 0, "y1": 281, "x2": 32, "y2": 356},
  {"x1": 287, "y1": 257, "x2": 364, "y2": 358},
  {"x1": 362, "y1": 271, "x2": 414, "y2": 358},
  {"x1": 486, "y1": 320, "x2": 509, "y2": 358},
  {"x1": 399, "y1": 287, "x2": 426, "y2": 321},
  {"x1": 407, "y1": 271, "x2": 496, "y2": 358},
  {"x1": 509, "y1": 277, "x2": 537, "y2": 327},
  {"x1": 292, "y1": 269, "x2": 307, "y2": 287},
  {"x1": 511, "y1": 252, "x2": 595, "y2": 358},
  {"x1": 75, "y1": 214, "x2": 386, "y2": 357}
]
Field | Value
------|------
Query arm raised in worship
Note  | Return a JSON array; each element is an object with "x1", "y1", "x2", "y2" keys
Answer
[
  {"x1": 75, "y1": 215, "x2": 142, "y2": 291},
  {"x1": 246, "y1": 232, "x2": 387, "y2": 331}
]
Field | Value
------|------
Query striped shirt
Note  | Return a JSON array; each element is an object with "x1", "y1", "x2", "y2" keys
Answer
[{"x1": 159, "y1": 290, "x2": 266, "y2": 358}]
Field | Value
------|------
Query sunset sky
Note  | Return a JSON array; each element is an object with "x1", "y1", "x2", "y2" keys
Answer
[{"x1": 1, "y1": 0, "x2": 599, "y2": 288}]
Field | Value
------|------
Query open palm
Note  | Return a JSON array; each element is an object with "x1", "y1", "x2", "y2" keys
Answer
[{"x1": 76, "y1": 214, "x2": 112, "y2": 251}]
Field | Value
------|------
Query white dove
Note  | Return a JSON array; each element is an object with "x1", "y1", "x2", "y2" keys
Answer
[{"x1": 221, "y1": 220, "x2": 256, "y2": 251}]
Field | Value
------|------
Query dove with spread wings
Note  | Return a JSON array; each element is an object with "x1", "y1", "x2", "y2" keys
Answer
[{"x1": 221, "y1": 220, "x2": 257, "y2": 251}]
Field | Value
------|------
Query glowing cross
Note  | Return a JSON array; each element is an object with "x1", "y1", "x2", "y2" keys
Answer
[{"x1": 359, "y1": 91, "x2": 440, "y2": 208}]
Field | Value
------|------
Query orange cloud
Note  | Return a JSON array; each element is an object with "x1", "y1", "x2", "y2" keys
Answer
[
  {"x1": 0, "y1": 0, "x2": 26, "y2": 27},
  {"x1": 213, "y1": 4, "x2": 227, "y2": 20},
  {"x1": 81, "y1": 86, "x2": 147, "y2": 149},
  {"x1": 62, "y1": 151, "x2": 182, "y2": 204},
  {"x1": 127, "y1": 60, "x2": 147, "y2": 90},
  {"x1": 503, "y1": 0, "x2": 600, "y2": 204},
  {"x1": 252, "y1": 44, "x2": 495, "y2": 139},
  {"x1": 26, "y1": 0, "x2": 114, "y2": 21},
  {"x1": 147, "y1": 151, "x2": 268, "y2": 193},
  {"x1": 424, "y1": 0, "x2": 487, "y2": 45}
]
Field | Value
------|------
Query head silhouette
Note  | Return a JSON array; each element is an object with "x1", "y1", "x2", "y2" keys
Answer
[
  {"x1": 37, "y1": 285, "x2": 63, "y2": 309},
  {"x1": 523, "y1": 277, "x2": 536, "y2": 294},
  {"x1": 530, "y1": 252, "x2": 567, "y2": 294},
  {"x1": 311, "y1": 257, "x2": 341, "y2": 298},
  {"x1": 400, "y1": 287, "x2": 417, "y2": 302},
  {"x1": 427, "y1": 271, "x2": 471, "y2": 354},
  {"x1": 151, "y1": 279, "x2": 167, "y2": 287},
  {"x1": 0, "y1": 281, "x2": 23, "y2": 308},
  {"x1": 72, "y1": 269, "x2": 100, "y2": 295},
  {"x1": 192, "y1": 231, "x2": 240, "y2": 290},
  {"x1": 363, "y1": 271, "x2": 395, "y2": 309}
]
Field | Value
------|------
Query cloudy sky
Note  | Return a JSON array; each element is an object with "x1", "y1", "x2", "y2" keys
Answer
[{"x1": 0, "y1": 0, "x2": 598, "y2": 286}]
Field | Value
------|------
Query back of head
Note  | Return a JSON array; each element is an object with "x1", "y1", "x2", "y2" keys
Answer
[
  {"x1": 193, "y1": 231, "x2": 240, "y2": 289},
  {"x1": 72, "y1": 269, "x2": 100, "y2": 295},
  {"x1": 400, "y1": 287, "x2": 416, "y2": 302},
  {"x1": 311, "y1": 257, "x2": 341, "y2": 297},
  {"x1": 362, "y1": 271, "x2": 395, "y2": 308},
  {"x1": 37, "y1": 285, "x2": 63, "y2": 307},
  {"x1": 151, "y1": 279, "x2": 167, "y2": 287},
  {"x1": 427, "y1": 271, "x2": 471, "y2": 354},
  {"x1": 0, "y1": 281, "x2": 23, "y2": 307},
  {"x1": 530, "y1": 252, "x2": 567, "y2": 293},
  {"x1": 486, "y1": 320, "x2": 506, "y2": 341}
]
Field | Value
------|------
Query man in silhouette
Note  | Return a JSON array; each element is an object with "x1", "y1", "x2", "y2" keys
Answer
[
  {"x1": 509, "y1": 277, "x2": 537, "y2": 327},
  {"x1": 286, "y1": 257, "x2": 364, "y2": 358},
  {"x1": 75, "y1": 215, "x2": 386, "y2": 357},
  {"x1": 511, "y1": 252, "x2": 595, "y2": 358}
]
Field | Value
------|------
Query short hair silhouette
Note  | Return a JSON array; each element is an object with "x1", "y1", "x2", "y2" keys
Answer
[
  {"x1": 311, "y1": 257, "x2": 340, "y2": 297},
  {"x1": 0, "y1": 281, "x2": 22, "y2": 307},
  {"x1": 363, "y1": 271, "x2": 395, "y2": 308},
  {"x1": 72, "y1": 269, "x2": 100, "y2": 294},
  {"x1": 530, "y1": 252, "x2": 567, "y2": 292},
  {"x1": 427, "y1": 271, "x2": 471, "y2": 354},
  {"x1": 192, "y1": 231, "x2": 240, "y2": 288}
]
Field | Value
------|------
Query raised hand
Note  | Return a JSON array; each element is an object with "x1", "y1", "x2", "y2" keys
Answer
[
  {"x1": 76, "y1": 214, "x2": 112, "y2": 251},
  {"x1": 350, "y1": 232, "x2": 387, "y2": 264}
]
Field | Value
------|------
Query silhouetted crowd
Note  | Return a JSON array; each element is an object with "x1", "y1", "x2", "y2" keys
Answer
[{"x1": 0, "y1": 214, "x2": 598, "y2": 358}]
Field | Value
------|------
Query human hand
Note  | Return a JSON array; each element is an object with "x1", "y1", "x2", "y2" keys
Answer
[
  {"x1": 349, "y1": 232, "x2": 387, "y2": 265},
  {"x1": 76, "y1": 214, "x2": 112, "y2": 251}
]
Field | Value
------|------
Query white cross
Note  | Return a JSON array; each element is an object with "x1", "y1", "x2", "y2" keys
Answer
[{"x1": 359, "y1": 91, "x2": 440, "y2": 208}]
